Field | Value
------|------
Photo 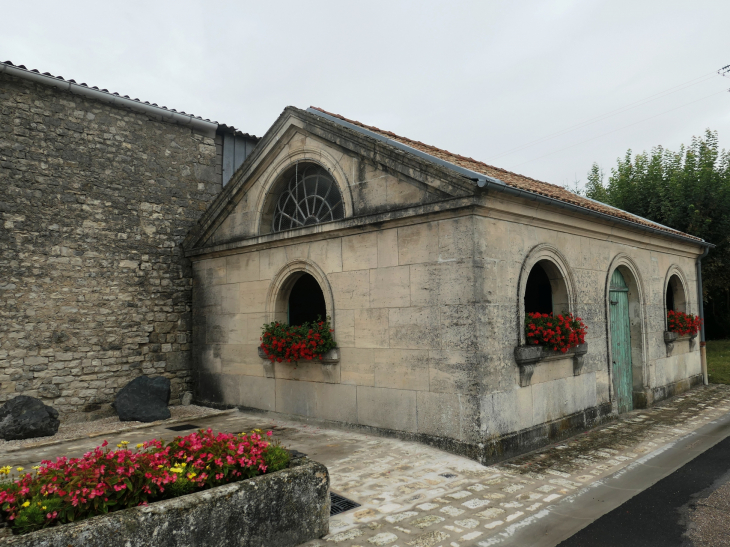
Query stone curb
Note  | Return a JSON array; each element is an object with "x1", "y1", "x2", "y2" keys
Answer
[{"x1": 0, "y1": 409, "x2": 236, "y2": 454}]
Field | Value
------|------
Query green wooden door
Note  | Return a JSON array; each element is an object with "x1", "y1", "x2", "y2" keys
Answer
[{"x1": 610, "y1": 269, "x2": 633, "y2": 413}]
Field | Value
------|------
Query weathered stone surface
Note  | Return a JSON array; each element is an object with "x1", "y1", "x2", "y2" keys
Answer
[
  {"x1": 113, "y1": 376, "x2": 171, "y2": 422},
  {"x1": 0, "y1": 396, "x2": 59, "y2": 440},
  {"x1": 0, "y1": 72, "x2": 227, "y2": 419},
  {"x1": 0, "y1": 458, "x2": 329, "y2": 547}
]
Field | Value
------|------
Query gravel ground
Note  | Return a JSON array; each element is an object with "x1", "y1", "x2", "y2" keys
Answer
[
  {"x1": 687, "y1": 480, "x2": 730, "y2": 547},
  {"x1": 0, "y1": 405, "x2": 222, "y2": 451}
]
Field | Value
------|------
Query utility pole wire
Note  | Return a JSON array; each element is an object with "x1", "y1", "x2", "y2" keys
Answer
[
  {"x1": 488, "y1": 71, "x2": 720, "y2": 162},
  {"x1": 508, "y1": 89, "x2": 729, "y2": 170}
]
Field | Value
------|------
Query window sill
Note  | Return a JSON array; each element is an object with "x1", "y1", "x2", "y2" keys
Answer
[
  {"x1": 664, "y1": 331, "x2": 697, "y2": 356},
  {"x1": 257, "y1": 347, "x2": 340, "y2": 366},
  {"x1": 514, "y1": 343, "x2": 588, "y2": 387}
]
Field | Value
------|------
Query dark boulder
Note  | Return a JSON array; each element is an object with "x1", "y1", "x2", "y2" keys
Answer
[
  {"x1": 113, "y1": 376, "x2": 171, "y2": 422},
  {"x1": 0, "y1": 396, "x2": 60, "y2": 440}
]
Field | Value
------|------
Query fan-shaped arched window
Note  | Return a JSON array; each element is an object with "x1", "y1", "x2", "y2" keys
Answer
[{"x1": 267, "y1": 163, "x2": 344, "y2": 233}]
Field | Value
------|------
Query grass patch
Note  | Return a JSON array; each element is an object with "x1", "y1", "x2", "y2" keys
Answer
[{"x1": 706, "y1": 340, "x2": 730, "y2": 384}]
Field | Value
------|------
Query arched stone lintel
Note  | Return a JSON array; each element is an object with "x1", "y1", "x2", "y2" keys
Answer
[
  {"x1": 517, "y1": 243, "x2": 577, "y2": 346},
  {"x1": 265, "y1": 259, "x2": 336, "y2": 333},
  {"x1": 663, "y1": 265, "x2": 691, "y2": 320},
  {"x1": 254, "y1": 147, "x2": 354, "y2": 235}
]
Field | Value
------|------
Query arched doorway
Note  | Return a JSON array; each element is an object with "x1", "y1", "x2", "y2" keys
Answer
[
  {"x1": 610, "y1": 269, "x2": 633, "y2": 413},
  {"x1": 288, "y1": 273, "x2": 327, "y2": 326}
]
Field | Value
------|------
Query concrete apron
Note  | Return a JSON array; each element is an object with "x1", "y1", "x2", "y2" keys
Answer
[{"x1": 494, "y1": 410, "x2": 730, "y2": 547}]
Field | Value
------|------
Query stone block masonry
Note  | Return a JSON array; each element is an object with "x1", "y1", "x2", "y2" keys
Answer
[{"x1": 0, "y1": 73, "x2": 224, "y2": 419}]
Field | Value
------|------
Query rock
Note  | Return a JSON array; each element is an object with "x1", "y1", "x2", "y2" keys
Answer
[
  {"x1": 0, "y1": 395, "x2": 60, "y2": 440},
  {"x1": 181, "y1": 391, "x2": 193, "y2": 406},
  {"x1": 113, "y1": 376, "x2": 171, "y2": 422}
]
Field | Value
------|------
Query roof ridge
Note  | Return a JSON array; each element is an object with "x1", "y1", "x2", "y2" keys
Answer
[{"x1": 307, "y1": 106, "x2": 702, "y2": 243}]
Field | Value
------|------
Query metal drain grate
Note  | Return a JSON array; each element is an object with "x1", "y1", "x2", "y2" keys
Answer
[
  {"x1": 330, "y1": 492, "x2": 360, "y2": 516},
  {"x1": 439, "y1": 473, "x2": 457, "y2": 478},
  {"x1": 166, "y1": 423, "x2": 200, "y2": 431}
]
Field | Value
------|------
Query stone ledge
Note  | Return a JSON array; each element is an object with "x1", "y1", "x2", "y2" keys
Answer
[
  {"x1": 664, "y1": 331, "x2": 697, "y2": 356},
  {"x1": 257, "y1": 346, "x2": 340, "y2": 366},
  {"x1": 0, "y1": 458, "x2": 330, "y2": 547},
  {"x1": 514, "y1": 343, "x2": 588, "y2": 387}
]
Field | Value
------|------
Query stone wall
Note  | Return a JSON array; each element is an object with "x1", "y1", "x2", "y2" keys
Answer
[
  {"x1": 0, "y1": 73, "x2": 223, "y2": 418},
  {"x1": 186, "y1": 109, "x2": 705, "y2": 462}
]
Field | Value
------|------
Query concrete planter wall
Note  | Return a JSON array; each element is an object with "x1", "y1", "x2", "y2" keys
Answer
[
  {"x1": 514, "y1": 343, "x2": 589, "y2": 387},
  {"x1": 258, "y1": 346, "x2": 340, "y2": 367},
  {"x1": 0, "y1": 458, "x2": 329, "y2": 547}
]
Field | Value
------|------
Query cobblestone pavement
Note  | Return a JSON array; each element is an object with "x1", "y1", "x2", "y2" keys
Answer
[{"x1": 2, "y1": 385, "x2": 730, "y2": 547}]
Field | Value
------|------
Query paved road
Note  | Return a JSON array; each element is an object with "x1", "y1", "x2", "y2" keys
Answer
[{"x1": 557, "y1": 432, "x2": 730, "y2": 547}]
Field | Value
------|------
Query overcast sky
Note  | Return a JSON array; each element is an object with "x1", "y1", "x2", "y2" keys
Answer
[{"x1": 4, "y1": 1, "x2": 729, "y2": 188}]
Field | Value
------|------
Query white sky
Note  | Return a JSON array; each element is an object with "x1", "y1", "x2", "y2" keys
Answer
[{"x1": 3, "y1": 0, "x2": 729, "y2": 189}]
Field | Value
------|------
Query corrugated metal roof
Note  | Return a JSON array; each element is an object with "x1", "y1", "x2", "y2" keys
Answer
[{"x1": 1, "y1": 60, "x2": 257, "y2": 139}]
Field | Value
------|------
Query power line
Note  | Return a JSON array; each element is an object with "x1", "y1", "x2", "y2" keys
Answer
[
  {"x1": 508, "y1": 88, "x2": 729, "y2": 170},
  {"x1": 488, "y1": 71, "x2": 720, "y2": 162}
]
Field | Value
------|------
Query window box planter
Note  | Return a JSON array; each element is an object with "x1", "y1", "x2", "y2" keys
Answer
[
  {"x1": 514, "y1": 343, "x2": 588, "y2": 387},
  {"x1": 664, "y1": 330, "x2": 697, "y2": 356},
  {"x1": 258, "y1": 346, "x2": 340, "y2": 365},
  {"x1": 0, "y1": 458, "x2": 329, "y2": 547}
]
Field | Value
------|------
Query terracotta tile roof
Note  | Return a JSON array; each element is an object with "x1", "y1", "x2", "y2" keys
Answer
[{"x1": 309, "y1": 107, "x2": 701, "y2": 242}]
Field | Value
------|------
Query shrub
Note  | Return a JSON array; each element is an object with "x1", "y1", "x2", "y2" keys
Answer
[
  {"x1": 525, "y1": 312, "x2": 587, "y2": 352},
  {"x1": 667, "y1": 310, "x2": 702, "y2": 337},
  {"x1": 0, "y1": 429, "x2": 286, "y2": 535},
  {"x1": 260, "y1": 317, "x2": 336, "y2": 362}
]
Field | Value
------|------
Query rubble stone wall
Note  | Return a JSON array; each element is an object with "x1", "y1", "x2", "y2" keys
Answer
[{"x1": 0, "y1": 73, "x2": 222, "y2": 419}]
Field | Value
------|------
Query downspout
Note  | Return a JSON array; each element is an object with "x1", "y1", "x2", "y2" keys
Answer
[{"x1": 696, "y1": 246, "x2": 711, "y2": 385}]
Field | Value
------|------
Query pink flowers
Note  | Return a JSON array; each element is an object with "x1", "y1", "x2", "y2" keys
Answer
[{"x1": 0, "y1": 428, "x2": 275, "y2": 535}]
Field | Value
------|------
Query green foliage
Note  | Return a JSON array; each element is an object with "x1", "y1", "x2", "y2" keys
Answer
[
  {"x1": 263, "y1": 441, "x2": 291, "y2": 473},
  {"x1": 10, "y1": 497, "x2": 63, "y2": 535},
  {"x1": 707, "y1": 339, "x2": 730, "y2": 384},
  {"x1": 586, "y1": 130, "x2": 730, "y2": 338}
]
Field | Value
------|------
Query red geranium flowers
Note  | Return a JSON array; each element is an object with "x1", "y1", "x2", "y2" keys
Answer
[
  {"x1": 525, "y1": 312, "x2": 587, "y2": 352},
  {"x1": 260, "y1": 317, "x2": 336, "y2": 363},
  {"x1": 667, "y1": 310, "x2": 702, "y2": 337}
]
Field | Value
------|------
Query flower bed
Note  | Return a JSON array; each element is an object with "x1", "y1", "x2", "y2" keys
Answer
[
  {"x1": 260, "y1": 318, "x2": 336, "y2": 363},
  {"x1": 667, "y1": 310, "x2": 702, "y2": 338},
  {"x1": 0, "y1": 429, "x2": 290, "y2": 536},
  {"x1": 525, "y1": 312, "x2": 587, "y2": 352}
]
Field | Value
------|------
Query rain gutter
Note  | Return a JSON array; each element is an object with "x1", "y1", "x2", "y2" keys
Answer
[
  {"x1": 0, "y1": 63, "x2": 218, "y2": 136},
  {"x1": 697, "y1": 245, "x2": 711, "y2": 384},
  {"x1": 306, "y1": 107, "x2": 712, "y2": 249}
]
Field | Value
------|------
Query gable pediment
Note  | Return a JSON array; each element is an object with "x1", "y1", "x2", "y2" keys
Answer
[{"x1": 183, "y1": 107, "x2": 476, "y2": 252}]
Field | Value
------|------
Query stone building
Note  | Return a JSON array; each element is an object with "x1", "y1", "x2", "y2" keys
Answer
[
  {"x1": 0, "y1": 61, "x2": 257, "y2": 419},
  {"x1": 185, "y1": 106, "x2": 710, "y2": 461}
]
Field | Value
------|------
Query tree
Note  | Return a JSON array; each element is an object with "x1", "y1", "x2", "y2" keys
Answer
[{"x1": 585, "y1": 130, "x2": 730, "y2": 338}]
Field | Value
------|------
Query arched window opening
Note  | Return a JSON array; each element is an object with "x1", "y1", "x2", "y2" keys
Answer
[
  {"x1": 262, "y1": 162, "x2": 344, "y2": 234},
  {"x1": 524, "y1": 263, "x2": 553, "y2": 315},
  {"x1": 288, "y1": 273, "x2": 327, "y2": 326},
  {"x1": 666, "y1": 274, "x2": 687, "y2": 314}
]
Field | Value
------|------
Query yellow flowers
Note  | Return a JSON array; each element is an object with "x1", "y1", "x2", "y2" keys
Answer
[
  {"x1": 32, "y1": 466, "x2": 40, "y2": 470},
  {"x1": 116, "y1": 440, "x2": 131, "y2": 448},
  {"x1": 186, "y1": 472, "x2": 197, "y2": 479},
  {"x1": 16, "y1": 467, "x2": 24, "y2": 472},
  {"x1": 170, "y1": 467, "x2": 183, "y2": 474},
  {"x1": 42, "y1": 506, "x2": 46, "y2": 510},
  {"x1": 136, "y1": 443, "x2": 143, "y2": 449},
  {"x1": 21, "y1": 501, "x2": 30, "y2": 508},
  {"x1": 0, "y1": 466, "x2": 12, "y2": 475},
  {"x1": 120, "y1": 441, "x2": 129, "y2": 445}
]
